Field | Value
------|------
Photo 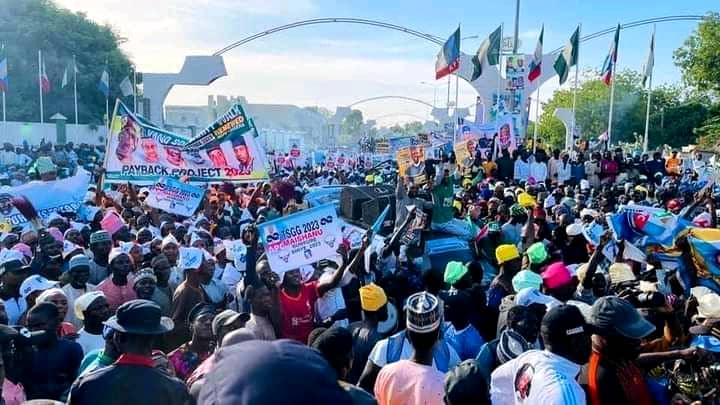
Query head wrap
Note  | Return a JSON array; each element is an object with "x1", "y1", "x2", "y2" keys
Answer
[
  {"x1": 496, "y1": 244, "x2": 520, "y2": 265},
  {"x1": 444, "y1": 261, "x2": 469, "y2": 285},
  {"x1": 359, "y1": 283, "x2": 387, "y2": 312},
  {"x1": 74, "y1": 291, "x2": 105, "y2": 320},
  {"x1": 542, "y1": 262, "x2": 573, "y2": 289},
  {"x1": 526, "y1": 242, "x2": 548, "y2": 265},
  {"x1": 512, "y1": 270, "x2": 543, "y2": 293}
]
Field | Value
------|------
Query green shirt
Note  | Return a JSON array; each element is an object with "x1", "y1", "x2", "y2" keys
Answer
[{"x1": 431, "y1": 181, "x2": 455, "y2": 224}]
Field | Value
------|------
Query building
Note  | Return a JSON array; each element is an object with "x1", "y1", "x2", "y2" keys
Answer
[{"x1": 164, "y1": 95, "x2": 334, "y2": 151}]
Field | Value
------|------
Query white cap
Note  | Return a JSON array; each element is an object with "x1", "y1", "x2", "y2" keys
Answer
[
  {"x1": 566, "y1": 223, "x2": 583, "y2": 237},
  {"x1": 20, "y1": 275, "x2": 57, "y2": 300}
]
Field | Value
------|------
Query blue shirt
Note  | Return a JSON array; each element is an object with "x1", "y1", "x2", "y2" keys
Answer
[{"x1": 443, "y1": 322, "x2": 485, "y2": 361}]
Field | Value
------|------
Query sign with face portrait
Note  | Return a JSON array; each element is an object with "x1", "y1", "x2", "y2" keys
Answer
[{"x1": 103, "y1": 100, "x2": 269, "y2": 184}]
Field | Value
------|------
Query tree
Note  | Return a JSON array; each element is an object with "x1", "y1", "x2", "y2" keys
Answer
[
  {"x1": 0, "y1": 0, "x2": 133, "y2": 124},
  {"x1": 537, "y1": 70, "x2": 706, "y2": 149},
  {"x1": 674, "y1": 12, "x2": 720, "y2": 95},
  {"x1": 339, "y1": 109, "x2": 363, "y2": 144}
]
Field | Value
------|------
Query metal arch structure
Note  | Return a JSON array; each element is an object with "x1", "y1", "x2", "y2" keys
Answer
[
  {"x1": 369, "y1": 112, "x2": 432, "y2": 121},
  {"x1": 214, "y1": 18, "x2": 444, "y2": 55},
  {"x1": 348, "y1": 95, "x2": 435, "y2": 109}
]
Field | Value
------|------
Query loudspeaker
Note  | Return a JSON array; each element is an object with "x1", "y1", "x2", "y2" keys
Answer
[
  {"x1": 362, "y1": 196, "x2": 395, "y2": 232},
  {"x1": 340, "y1": 185, "x2": 395, "y2": 223}
]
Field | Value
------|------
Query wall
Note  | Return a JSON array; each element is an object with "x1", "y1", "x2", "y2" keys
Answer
[{"x1": 0, "y1": 121, "x2": 106, "y2": 146}]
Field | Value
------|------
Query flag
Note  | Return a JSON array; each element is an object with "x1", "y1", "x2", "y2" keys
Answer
[
  {"x1": 435, "y1": 27, "x2": 460, "y2": 80},
  {"x1": 119, "y1": 76, "x2": 133, "y2": 97},
  {"x1": 528, "y1": 25, "x2": 544, "y2": 82},
  {"x1": 40, "y1": 58, "x2": 50, "y2": 94},
  {"x1": 98, "y1": 67, "x2": 109, "y2": 97},
  {"x1": 601, "y1": 24, "x2": 620, "y2": 85},
  {"x1": 641, "y1": 28, "x2": 655, "y2": 87},
  {"x1": 471, "y1": 25, "x2": 502, "y2": 81},
  {"x1": 686, "y1": 228, "x2": 720, "y2": 293},
  {"x1": 0, "y1": 44, "x2": 7, "y2": 92},
  {"x1": 608, "y1": 205, "x2": 688, "y2": 248},
  {"x1": 553, "y1": 26, "x2": 580, "y2": 85},
  {"x1": 61, "y1": 67, "x2": 68, "y2": 88}
]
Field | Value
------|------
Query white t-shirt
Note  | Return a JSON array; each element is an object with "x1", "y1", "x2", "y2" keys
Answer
[
  {"x1": 490, "y1": 349, "x2": 586, "y2": 405},
  {"x1": 76, "y1": 329, "x2": 105, "y2": 355},
  {"x1": 314, "y1": 269, "x2": 354, "y2": 328},
  {"x1": 368, "y1": 335, "x2": 461, "y2": 370}
]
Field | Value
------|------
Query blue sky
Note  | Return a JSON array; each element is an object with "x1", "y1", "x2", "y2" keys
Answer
[{"x1": 57, "y1": 0, "x2": 715, "y2": 126}]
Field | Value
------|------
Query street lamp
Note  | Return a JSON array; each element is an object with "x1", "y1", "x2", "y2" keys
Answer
[{"x1": 420, "y1": 81, "x2": 444, "y2": 107}]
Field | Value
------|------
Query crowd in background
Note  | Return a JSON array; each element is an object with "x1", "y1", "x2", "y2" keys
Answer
[{"x1": 0, "y1": 137, "x2": 719, "y2": 405}]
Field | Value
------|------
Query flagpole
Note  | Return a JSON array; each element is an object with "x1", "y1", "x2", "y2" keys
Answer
[
  {"x1": 2, "y1": 91, "x2": 5, "y2": 139},
  {"x1": 38, "y1": 50, "x2": 44, "y2": 124},
  {"x1": 642, "y1": 73, "x2": 653, "y2": 153},
  {"x1": 132, "y1": 67, "x2": 137, "y2": 113},
  {"x1": 105, "y1": 58, "x2": 109, "y2": 128},
  {"x1": 533, "y1": 86, "x2": 540, "y2": 154},
  {"x1": 454, "y1": 25, "x2": 461, "y2": 143},
  {"x1": 73, "y1": 54, "x2": 78, "y2": 125},
  {"x1": 569, "y1": 24, "x2": 580, "y2": 151},
  {"x1": 607, "y1": 24, "x2": 619, "y2": 149},
  {"x1": 493, "y1": 23, "x2": 504, "y2": 161}
]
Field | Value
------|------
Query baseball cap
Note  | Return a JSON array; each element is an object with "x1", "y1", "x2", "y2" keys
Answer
[
  {"x1": 542, "y1": 262, "x2": 573, "y2": 290},
  {"x1": 589, "y1": 296, "x2": 655, "y2": 339},
  {"x1": 198, "y1": 340, "x2": 352, "y2": 405},
  {"x1": 20, "y1": 275, "x2": 57, "y2": 300},
  {"x1": 541, "y1": 304, "x2": 589, "y2": 346},
  {"x1": 212, "y1": 309, "x2": 250, "y2": 336}
]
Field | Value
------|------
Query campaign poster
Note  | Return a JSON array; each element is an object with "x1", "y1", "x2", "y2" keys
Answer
[
  {"x1": 103, "y1": 101, "x2": 269, "y2": 184},
  {"x1": 456, "y1": 123, "x2": 495, "y2": 159},
  {"x1": 495, "y1": 115, "x2": 517, "y2": 154},
  {"x1": 145, "y1": 177, "x2": 205, "y2": 217},
  {"x1": 396, "y1": 146, "x2": 426, "y2": 180},
  {"x1": 257, "y1": 203, "x2": 341, "y2": 276},
  {"x1": 0, "y1": 168, "x2": 91, "y2": 229},
  {"x1": 454, "y1": 137, "x2": 478, "y2": 169}
]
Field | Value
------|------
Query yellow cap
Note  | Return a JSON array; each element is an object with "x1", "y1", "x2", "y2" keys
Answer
[
  {"x1": 359, "y1": 283, "x2": 387, "y2": 311},
  {"x1": 496, "y1": 244, "x2": 520, "y2": 265}
]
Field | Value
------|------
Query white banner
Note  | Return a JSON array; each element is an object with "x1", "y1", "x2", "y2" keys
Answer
[
  {"x1": 0, "y1": 169, "x2": 91, "y2": 229},
  {"x1": 257, "y1": 203, "x2": 341, "y2": 276},
  {"x1": 145, "y1": 177, "x2": 205, "y2": 217}
]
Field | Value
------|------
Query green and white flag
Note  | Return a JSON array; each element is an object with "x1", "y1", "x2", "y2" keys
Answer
[
  {"x1": 471, "y1": 25, "x2": 502, "y2": 81},
  {"x1": 553, "y1": 26, "x2": 580, "y2": 85}
]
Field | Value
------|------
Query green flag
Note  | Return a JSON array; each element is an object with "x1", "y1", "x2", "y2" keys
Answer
[
  {"x1": 471, "y1": 25, "x2": 502, "y2": 81},
  {"x1": 553, "y1": 26, "x2": 580, "y2": 85}
]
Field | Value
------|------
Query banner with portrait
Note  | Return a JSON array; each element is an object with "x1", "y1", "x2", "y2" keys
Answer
[
  {"x1": 257, "y1": 203, "x2": 341, "y2": 277},
  {"x1": 103, "y1": 101, "x2": 269, "y2": 184},
  {"x1": 396, "y1": 145, "x2": 427, "y2": 184},
  {"x1": 454, "y1": 137, "x2": 478, "y2": 169},
  {"x1": 0, "y1": 168, "x2": 91, "y2": 229},
  {"x1": 456, "y1": 123, "x2": 495, "y2": 159},
  {"x1": 145, "y1": 177, "x2": 205, "y2": 217},
  {"x1": 494, "y1": 115, "x2": 518, "y2": 155}
]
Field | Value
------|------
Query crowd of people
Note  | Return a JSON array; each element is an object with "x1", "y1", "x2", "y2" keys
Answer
[{"x1": 0, "y1": 137, "x2": 719, "y2": 405}]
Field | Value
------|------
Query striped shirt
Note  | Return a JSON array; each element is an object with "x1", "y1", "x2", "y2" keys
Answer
[{"x1": 490, "y1": 349, "x2": 586, "y2": 405}]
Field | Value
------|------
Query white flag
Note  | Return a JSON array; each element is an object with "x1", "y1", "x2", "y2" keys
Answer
[
  {"x1": 61, "y1": 67, "x2": 68, "y2": 88},
  {"x1": 119, "y1": 76, "x2": 133, "y2": 97},
  {"x1": 641, "y1": 28, "x2": 655, "y2": 88}
]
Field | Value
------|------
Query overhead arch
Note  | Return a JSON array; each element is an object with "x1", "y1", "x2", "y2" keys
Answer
[
  {"x1": 348, "y1": 95, "x2": 434, "y2": 109},
  {"x1": 369, "y1": 112, "x2": 431, "y2": 122}
]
